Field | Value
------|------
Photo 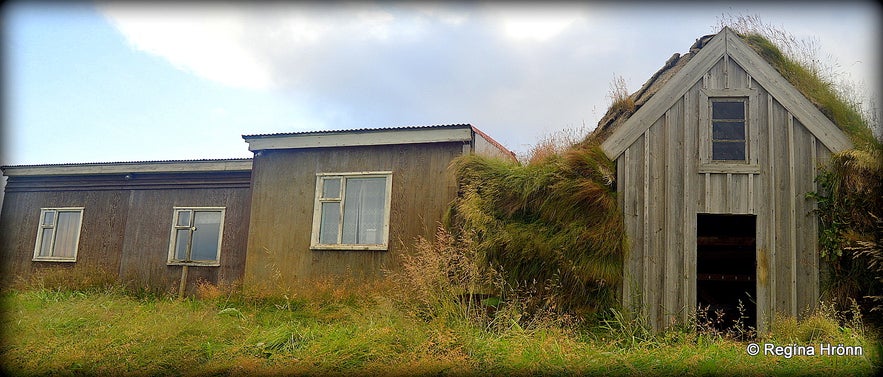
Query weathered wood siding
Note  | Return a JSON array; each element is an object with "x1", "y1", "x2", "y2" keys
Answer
[
  {"x1": 244, "y1": 142, "x2": 463, "y2": 287},
  {"x1": 0, "y1": 172, "x2": 251, "y2": 292},
  {"x1": 619, "y1": 55, "x2": 832, "y2": 332}
]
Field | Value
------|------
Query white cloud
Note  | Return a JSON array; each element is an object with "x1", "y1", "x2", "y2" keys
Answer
[
  {"x1": 93, "y1": 2, "x2": 879, "y2": 154},
  {"x1": 99, "y1": 3, "x2": 273, "y2": 90},
  {"x1": 490, "y1": 4, "x2": 585, "y2": 42}
]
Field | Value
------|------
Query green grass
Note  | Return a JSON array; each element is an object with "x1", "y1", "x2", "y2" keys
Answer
[{"x1": 1, "y1": 286, "x2": 879, "y2": 376}]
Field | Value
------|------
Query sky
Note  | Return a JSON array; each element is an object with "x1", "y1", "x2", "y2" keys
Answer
[{"x1": 2, "y1": 1, "x2": 880, "y2": 166}]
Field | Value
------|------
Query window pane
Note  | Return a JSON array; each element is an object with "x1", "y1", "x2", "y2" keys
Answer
[
  {"x1": 322, "y1": 178, "x2": 341, "y2": 199},
  {"x1": 319, "y1": 202, "x2": 340, "y2": 244},
  {"x1": 190, "y1": 211, "x2": 222, "y2": 261},
  {"x1": 712, "y1": 101, "x2": 744, "y2": 120},
  {"x1": 42, "y1": 211, "x2": 56, "y2": 226},
  {"x1": 712, "y1": 122, "x2": 745, "y2": 140},
  {"x1": 175, "y1": 229, "x2": 191, "y2": 260},
  {"x1": 176, "y1": 210, "x2": 192, "y2": 227},
  {"x1": 342, "y1": 177, "x2": 386, "y2": 244},
  {"x1": 40, "y1": 229, "x2": 54, "y2": 257},
  {"x1": 712, "y1": 141, "x2": 746, "y2": 161},
  {"x1": 52, "y1": 211, "x2": 81, "y2": 258}
]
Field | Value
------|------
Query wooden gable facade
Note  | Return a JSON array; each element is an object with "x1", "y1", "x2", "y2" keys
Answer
[
  {"x1": 599, "y1": 27, "x2": 853, "y2": 332},
  {"x1": 241, "y1": 124, "x2": 516, "y2": 288}
]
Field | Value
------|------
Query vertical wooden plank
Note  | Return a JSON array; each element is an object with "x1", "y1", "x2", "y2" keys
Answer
[
  {"x1": 724, "y1": 54, "x2": 730, "y2": 89},
  {"x1": 793, "y1": 120, "x2": 819, "y2": 316},
  {"x1": 788, "y1": 113, "x2": 798, "y2": 317},
  {"x1": 664, "y1": 103, "x2": 683, "y2": 328},
  {"x1": 642, "y1": 130, "x2": 651, "y2": 325},
  {"x1": 766, "y1": 94, "x2": 777, "y2": 320},
  {"x1": 620, "y1": 151, "x2": 630, "y2": 309},
  {"x1": 751, "y1": 86, "x2": 767, "y2": 333},
  {"x1": 683, "y1": 89, "x2": 698, "y2": 324},
  {"x1": 748, "y1": 174, "x2": 755, "y2": 214},
  {"x1": 809, "y1": 136, "x2": 819, "y2": 309},
  {"x1": 704, "y1": 173, "x2": 711, "y2": 213},
  {"x1": 727, "y1": 59, "x2": 749, "y2": 89},
  {"x1": 726, "y1": 173, "x2": 733, "y2": 212},
  {"x1": 648, "y1": 119, "x2": 666, "y2": 331}
]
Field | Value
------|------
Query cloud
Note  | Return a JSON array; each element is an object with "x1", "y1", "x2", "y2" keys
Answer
[
  {"x1": 490, "y1": 4, "x2": 586, "y2": 42},
  {"x1": 96, "y1": 2, "x2": 616, "y2": 147},
  {"x1": 96, "y1": 2, "x2": 880, "y2": 154},
  {"x1": 99, "y1": 3, "x2": 274, "y2": 90}
]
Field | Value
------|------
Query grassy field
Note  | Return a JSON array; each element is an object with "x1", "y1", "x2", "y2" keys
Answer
[{"x1": 1, "y1": 280, "x2": 879, "y2": 376}]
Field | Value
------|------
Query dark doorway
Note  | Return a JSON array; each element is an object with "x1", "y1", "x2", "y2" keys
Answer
[{"x1": 696, "y1": 214, "x2": 756, "y2": 331}]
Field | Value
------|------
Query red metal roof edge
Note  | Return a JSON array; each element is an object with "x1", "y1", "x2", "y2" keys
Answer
[{"x1": 469, "y1": 125, "x2": 518, "y2": 162}]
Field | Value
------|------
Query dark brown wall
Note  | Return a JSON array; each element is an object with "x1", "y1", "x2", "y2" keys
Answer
[
  {"x1": 118, "y1": 187, "x2": 251, "y2": 291},
  {"x1": 244, "y1": 142, "x2": 463, "y2": 287},
  {"x1": 0, "y1": 172, "x2": 251, "y2": 292},
  {"x1": 0, "y1": 190, "x2": 129, "y2": 280}
]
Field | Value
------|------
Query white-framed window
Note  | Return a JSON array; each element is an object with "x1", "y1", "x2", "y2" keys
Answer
[
  {"x1": 32, "y1": 208, "x2": 84, "y2": 262},
  {"x1": 167, "y1": 207, "x2": 225, "y2": 266},
  {"x1": 699, "y1": 88, "x2": 759, "y2": 173},
  {"x1": 311, "y1": 172, "x2": 393, "y2": 251}
]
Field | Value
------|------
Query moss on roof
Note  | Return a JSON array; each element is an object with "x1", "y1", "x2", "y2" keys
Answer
[
  {"x1": 740, "y1": 33, "x2": 879, "y2": 151},
  {"x1": 592, "y1": 29, "x2": 880, "y2": 153}
]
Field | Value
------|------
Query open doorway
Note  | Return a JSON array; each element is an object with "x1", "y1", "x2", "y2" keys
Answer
[{"x1": 696, "y1": 214, "x2": 756, "y2": 331}]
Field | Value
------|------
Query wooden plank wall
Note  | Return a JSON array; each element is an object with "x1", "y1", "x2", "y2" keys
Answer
[
  {"x1": 0, "y1": 190, "x2": 129, "y2": 281},
  {"x1": 244, "y1": 142, "x2": 463, "y2": 289},
  {"x1": 619, "y1": 55, "x2": 828, "y2": 332},
  {"x1": 0, "y1": 174, "x2": 251, "y2": 293},
  {"x1": 118, "y1": 187, "x2": 251, "y2": 292}
]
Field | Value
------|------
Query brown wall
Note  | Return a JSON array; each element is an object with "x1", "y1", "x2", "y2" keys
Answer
[
  {"x1": 244, "y1": 142, "x2": 463, "y2": 287},
  {"x1": 0, "y1": 172, "x2": 251, "y2": 292}
]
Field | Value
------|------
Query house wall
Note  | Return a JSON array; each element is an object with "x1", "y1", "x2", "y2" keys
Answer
[
  {"x1": 617, "y1": 56, "x2": 832, "y2": 332},
  {"x1": 472, "y1": 130, "x2": 517, "y2": 161},
  {"x1": 244, "y1": 142, "x2": 464, "y2": 287},
  {"x1": 0, "y1": 172, "x2": 251, "y2": 292}
]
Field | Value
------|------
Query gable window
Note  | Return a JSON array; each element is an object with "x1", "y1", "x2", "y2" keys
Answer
[
  {"x1": 711, "y1": 98, "x2": 747, "y2": 161},
  {"x1": 168, "y1": 207, "x2": 225, "y2": 266},
  {"x1": 33, "y1": 208, "x2": 84, "y2": 262},
  {"x1": 311, "y1": 172, "x2": 392, "y2": 250},
  {"x1": 699, "y1": 88, "x2": 758, "y2": 173}
]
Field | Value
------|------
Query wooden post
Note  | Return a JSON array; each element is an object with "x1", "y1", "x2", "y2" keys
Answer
[
  {"x1": 178, "y1": 265, "x2": 189, "y2": 300},
  {"x1": 178, "y1": 225, "x2": 195, "y2": 300}
]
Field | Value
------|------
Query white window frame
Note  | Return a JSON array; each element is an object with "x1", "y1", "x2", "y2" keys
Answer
[
  {"x1": 32, "y1": 207, "x2": 84, "y2": 262},
  {"x1": 699, "y1": 88, "x2": 760, "y2": 174},
  {"x1": 167, "y1": 207, "x2": 226, "y2": 266},
  {"x1": 310, "y1": 171, "x2": 393, "y2": 251}
]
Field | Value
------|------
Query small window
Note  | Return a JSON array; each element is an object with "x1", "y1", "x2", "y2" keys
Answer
[
  {"x1": 710, "y1": 98, "x2": 747, "y2": 161},
  {"x1": 33, "y1": 208, "x2": 84, "y2": 262},
  {"x1": 311, "y1": 172, "x2": 392, "y2": 250},
  {"x1": 168, "y1": 207, "x2": 225, "y2": 266}
]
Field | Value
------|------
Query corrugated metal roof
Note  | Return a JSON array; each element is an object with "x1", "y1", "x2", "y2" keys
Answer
[
  {"x1": 242, "y1": 123, "x2": 473, "y2": 138},
  {"x1": 1, "y1": 158, "x2": 253, "y2": 177},
  {"x1": 1, "y1": 157, "x2": 253, "y2": 170}
]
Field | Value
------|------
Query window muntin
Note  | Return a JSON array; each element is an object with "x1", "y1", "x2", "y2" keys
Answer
[
  {"x1": 168, "y1": 207, "x2": 225, "y2": 265},
  {"x1": 710, "y1": 98, "x2": 747, "y2": 161},
  {"x1": 33, "y1": 208, "x2": 84, "y2": 262},
  {"x1": 312, "y1": 172, "x2": 392, "y2": 250}
]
